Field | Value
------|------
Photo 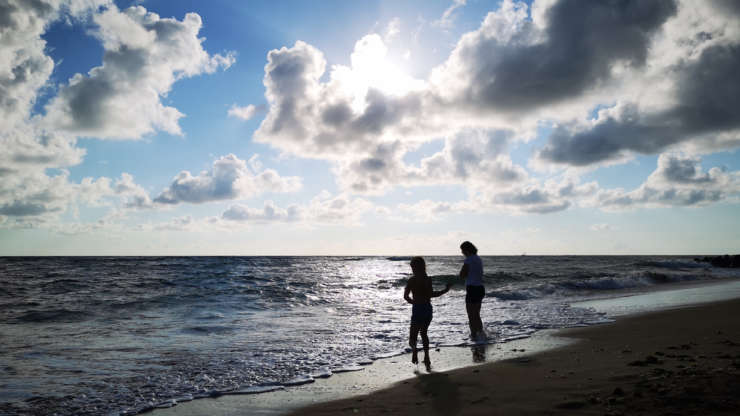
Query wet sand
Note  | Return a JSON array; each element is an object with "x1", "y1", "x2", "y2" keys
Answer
[
  {"x1": 289, "y1": 298, "x2": 740, "y2": 415},
  {"x1": 152, "y1": 332, "x2": 570, "y2": 416}
]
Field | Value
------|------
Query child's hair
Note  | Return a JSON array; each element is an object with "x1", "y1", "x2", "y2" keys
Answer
[
  {"x1": 410, "y1": 256, "x2": 426, "y2": 277},
  {"x1": 460, "y1": 241, "x2": 478, "y2": 255}
]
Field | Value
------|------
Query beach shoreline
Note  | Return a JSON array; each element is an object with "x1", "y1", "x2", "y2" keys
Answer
[
  {"x1": 287, "y1": 298, "x2": 740, "y2": 416},
  {"x1": 153, "y1": 280, "x2": 740, "y2": 416}
]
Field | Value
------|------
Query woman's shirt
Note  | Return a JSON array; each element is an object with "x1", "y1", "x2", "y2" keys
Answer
[{"x1": 464, "y1": 254, "x2": 484, "y2": 286}]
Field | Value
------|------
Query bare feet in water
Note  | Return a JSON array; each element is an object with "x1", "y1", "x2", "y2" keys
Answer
[{"x1": 423, "y1": 357, "x2": 431, "y2": 371}]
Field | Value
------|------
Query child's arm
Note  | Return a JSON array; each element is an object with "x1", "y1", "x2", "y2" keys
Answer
[
  {"x1": 432, "y1": 283, "x2": 452, "y2": 298},
  {"x1": 404, "y1": 279, "x2": 414, "y2": 304}
]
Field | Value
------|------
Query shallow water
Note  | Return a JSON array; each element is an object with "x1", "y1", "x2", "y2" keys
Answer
[{"x1": 0, "y1": 255, "x2": 736, "y2": 415}]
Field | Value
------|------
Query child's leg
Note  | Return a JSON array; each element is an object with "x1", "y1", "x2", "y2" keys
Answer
[
  {"x1": 420, "y1": 323, "x2": 430, "y2": 365},
  {"x1": 409, "y1": 323, "x2": 420, "y2": 364}
]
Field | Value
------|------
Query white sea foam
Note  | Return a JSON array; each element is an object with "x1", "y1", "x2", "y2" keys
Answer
[{"x1": 284, "y1": 376, "x2": 314, "y2": 386}]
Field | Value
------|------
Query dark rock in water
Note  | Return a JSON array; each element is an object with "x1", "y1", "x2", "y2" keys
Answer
[{"x1": 694, "y1": 254, "x2": 740, "y2": 268}]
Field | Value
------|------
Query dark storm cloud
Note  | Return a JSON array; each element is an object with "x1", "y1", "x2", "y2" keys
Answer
[
  {"x1": 659, "y1": 154, "x2": 712, "y2": 184},
  {"x1": 671, "y1": 44, "x2": 740, "y2": 132},
  {"x1": 539, "y1": 43, "x2": 740, "y2": 166},
  {"x1": 448, "y1": 0, "x2": 677, "y2": 112}
]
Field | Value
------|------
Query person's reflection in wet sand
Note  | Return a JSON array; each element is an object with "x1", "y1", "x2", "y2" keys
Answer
[{"x1": 471, "y1": 344, "x2": 487, "y2": 363}]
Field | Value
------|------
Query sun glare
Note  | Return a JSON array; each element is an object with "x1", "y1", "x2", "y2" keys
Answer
[{"x1": 339, "y1": 34, "x2": 425, "y2": 113}]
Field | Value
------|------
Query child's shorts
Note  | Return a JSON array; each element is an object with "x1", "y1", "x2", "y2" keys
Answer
[
  {"x1": 411, "y1": 303, "x2": 433, "y2": 326},
  {"x1": 465, "y1": 285, "x2": 485, "y2": 303}
]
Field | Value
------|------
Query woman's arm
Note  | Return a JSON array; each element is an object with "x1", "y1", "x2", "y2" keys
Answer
[
  {"x1": 459, "y1": 263, "x2": 469, "y2": 281},
  {"x1": 404, "y1": 279, "x2": 414, "y2": 304}
]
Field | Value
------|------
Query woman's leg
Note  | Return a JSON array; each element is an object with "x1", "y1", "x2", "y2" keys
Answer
[
  {"x1": 472, "y1": 302, "x2": 483, "y2": 335},
  {"x1": 466, "y1": 302, "x2": 483, "y2": 337},
  {"x1": 409, "y1": 323, "x2": 420, "y2": 364}
]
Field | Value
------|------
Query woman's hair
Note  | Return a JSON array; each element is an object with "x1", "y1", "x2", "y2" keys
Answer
[
  {"x1": 410, "y1": 256, "x2": 426, "y2": 277},
  {"x1": 460, "y1": 241, "x2": 478, "y2": 255}
]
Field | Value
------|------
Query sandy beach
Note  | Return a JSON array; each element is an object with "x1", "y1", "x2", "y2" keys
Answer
[{"x1": 288, "y1": 298, "x2": 740, "y2": 416}]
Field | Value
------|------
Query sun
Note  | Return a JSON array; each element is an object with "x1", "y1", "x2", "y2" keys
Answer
[{"x1": 335, "y1": 34, "x2": 425, "y2": 113}]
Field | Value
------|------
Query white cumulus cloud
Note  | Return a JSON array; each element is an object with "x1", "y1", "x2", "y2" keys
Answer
[
  {"x1": 228, "y1": 104, "x2": 258, "y2": 120},
  {"x1": 43, "y1": 4, "x2": 235, "y2": 139},
  {"x1": 154, "y1": 154, "x2": 302, "y2": 205}
]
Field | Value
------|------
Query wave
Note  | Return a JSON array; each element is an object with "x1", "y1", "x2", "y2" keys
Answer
[
  {"x1": 635, "y1": 259, "x2": 708, "y2": 270},
  {"x1": 382, "y1": 274, "x2": 460, "y2": 288},
  {"x1": 16, "y1": 308, "x2": 91, "y2": 323},
  {"x1": 486, "y1": 270, "x2": 706, "y2": 301},
  {"x1": 181, "y1": 325, "x2": 237, "y2": 335}
]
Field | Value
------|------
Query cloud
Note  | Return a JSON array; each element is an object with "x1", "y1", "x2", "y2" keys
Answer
[
  {"x1": 1, "y1": 1, "x2": 235, "y2": 230},
  {"x1": 415, "y1": 129, "x2": 527, "y2": 185},
  {"x1": 154, "y1": 154, "x2": 302, "y2": 205},
  {"x1": 114, "y1": 172, "x2": 154, "y2": 209},
  {"x1": 384, "y1": 17, "x2": 401, "y2": 41},
  {"x1": 250, "y1": 1, "x2": 697, "y2": 200},
  {"x1": 228, "y1": 104, "x2": 257, "y2": 120},
  {"x1": 1, "y1": 125, "x2": 85, "y2": 173},
  {"x1": 329, "y1": 129, "x2": 529, "y2": 194},
  {"x1": 220, "y1": 191, "x2": 375, "y2": 225},
  {"x1": 537, "y1": 42, "x2": 740, "y2": 166},
  {"x1": 254, "y1": 36, "x2": 430, "y2": 159},
  {"x1": 396, "y1": 199, "x2": 466, "y2": 222},
  {"x1": 390, "y1": 175, "x2": 598, "y2": 219},
  {"x1": 595, "y1": 153, "x2": 740, "y2": 210},
  {"x1": 468, "y1": 176, "x2": 598, "y2": 215},
  {"x1": 536, "y1": 1, "x2": 740, "y2": 167},
  {"x1": 590, "y1": 223, "x2": 615, "y2": 232},
  {"x1": 430, "y1": 0, "x2": 677, "y2": 115},
  {"x1": 153, "y1": 215, "x2": 197, "y2": 231},
  {"x1": 222, "y1": 200, "x2": 301, "y2": 222},
  {"x1": 434, "y1": 0, "x2": 467, "y2": 28},
  {"x1": 0, "y1": 0, "x2": 56, "y2": 127},
  {"x1": 0, "y1": 169, "x2": 117, "y2": 225},
  {"x1": 43, "y1": 4, "x2": 235, "y2": 139}
]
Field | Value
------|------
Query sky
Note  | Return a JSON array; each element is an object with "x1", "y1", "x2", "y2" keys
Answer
[{"x1": 1, "y1": 0, "x2": 739, "y2": 255}]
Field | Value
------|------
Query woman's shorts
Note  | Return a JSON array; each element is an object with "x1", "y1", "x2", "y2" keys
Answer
[
  {"x1": 411, "y1": 303, "x2": 433, "y2": 327},
  {"x1": 465, "y1": 285, "x2": 485, "y2": 304}
]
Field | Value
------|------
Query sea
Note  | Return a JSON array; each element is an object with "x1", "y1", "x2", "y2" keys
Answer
[{"x1": 1, "y1": 255, "x2": 738, "y2": 415}]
